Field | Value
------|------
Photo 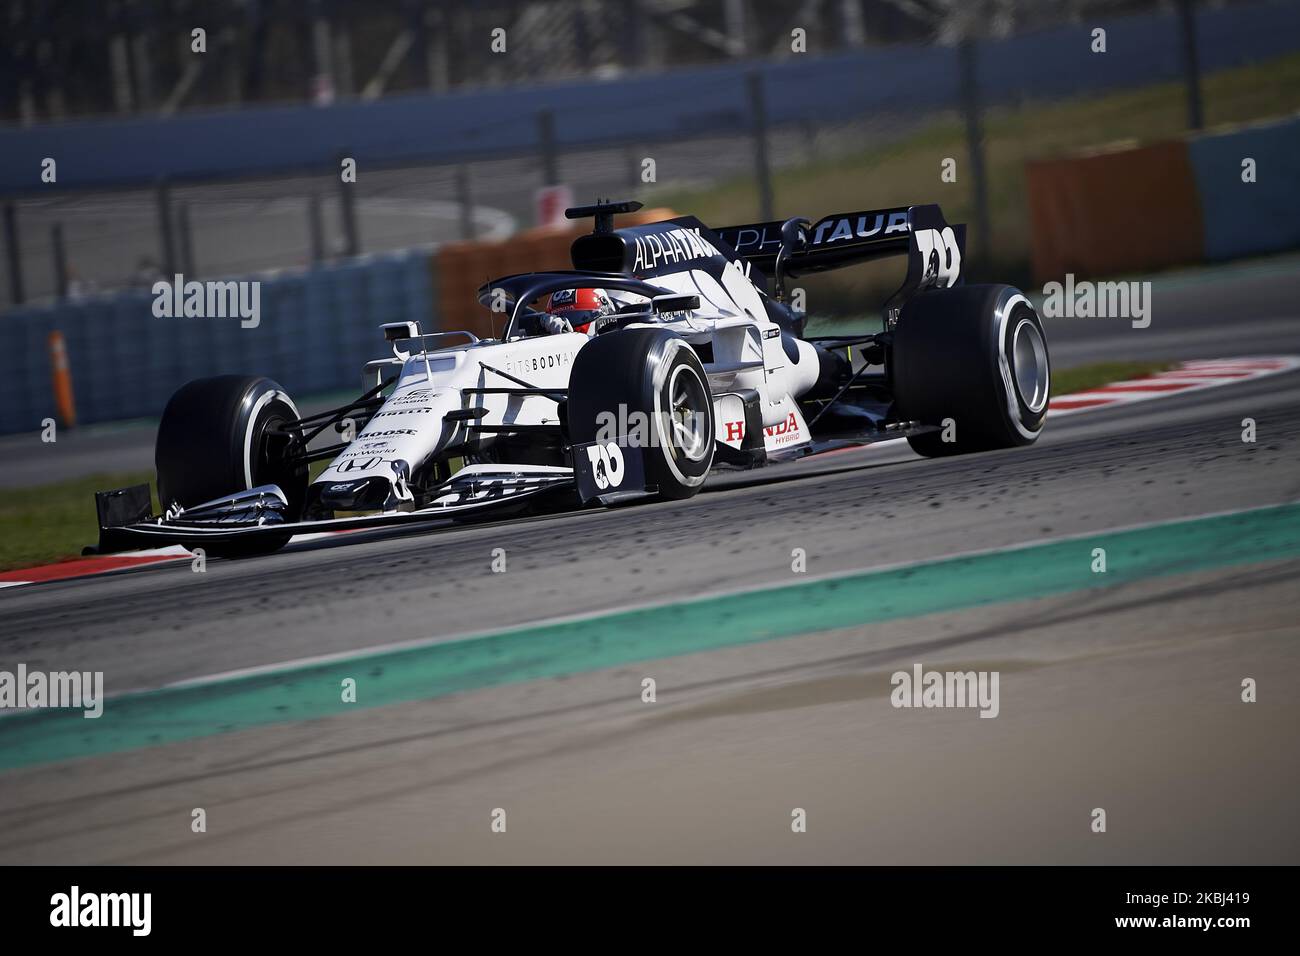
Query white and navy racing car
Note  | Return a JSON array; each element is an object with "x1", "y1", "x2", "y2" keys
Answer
[{"x1": 90, "y1": 199, "x2": 1050, "y2": 556}]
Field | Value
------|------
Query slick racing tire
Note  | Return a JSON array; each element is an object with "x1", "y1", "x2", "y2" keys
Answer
[
  {"x1": 568, "y1": 328, "x2": 715, "y2": 500},
  {"x1": 155, "y1": 375, "x2": 307, "y2": 552},
  {"x1": 892, "y1": 284, "x2": 1050, "y2": 458}
]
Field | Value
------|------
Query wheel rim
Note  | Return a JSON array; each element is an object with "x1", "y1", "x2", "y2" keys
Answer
[
  {"x1": 1011, "y1": 317, "x2": 1049, "y2": 414},
  {"x1": 250, "y1": 402, "x2": 305, "y2": 517},
  {"x1": 255, "y1": 412, "x2": 291, "y2": 485},
  {"x1": 666, "y1": 364, "x2": 710, "y2": 462}
]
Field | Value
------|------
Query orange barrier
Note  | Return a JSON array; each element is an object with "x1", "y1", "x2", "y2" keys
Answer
[
  {"x1": 435, "y1": 207, "x2": 677, "y2": 334},
  {"x1": 47, "y1": 331, "x2": 77, "y2": 429},
  {"x1": 1025, "y1": 141, "x2": 1203, "y2": 284}
]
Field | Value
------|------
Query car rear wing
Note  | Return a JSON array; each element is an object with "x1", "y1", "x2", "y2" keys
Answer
[{"x1": 714, "y1": 204, "x2": 966, "y2": 316}]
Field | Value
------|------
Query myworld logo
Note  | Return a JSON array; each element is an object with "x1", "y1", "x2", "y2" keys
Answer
[{"x1": 151, "y1": 273, "x2": 261, "y2": 328}]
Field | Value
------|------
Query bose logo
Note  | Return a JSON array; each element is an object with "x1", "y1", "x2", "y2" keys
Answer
[{"x1": 585, "y1": 442, "x2": 625, "y2": 491}]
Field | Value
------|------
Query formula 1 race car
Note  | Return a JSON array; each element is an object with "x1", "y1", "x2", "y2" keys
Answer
[{"x1": 90, "y1": 198, "x2": 1050, "y2": 556}]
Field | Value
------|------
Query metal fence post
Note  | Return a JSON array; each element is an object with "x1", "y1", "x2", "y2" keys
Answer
[
  {"x1": 625, "y1": 145, "x2": 641, "y2": 192},
  {"x1": 958, "y1": 39, "x2": 990, "y2": 272},
  {"x1": 177, "y1": 202, "x2": 196, "y2": 276},
  {"x1": 538, "y1": 109, "x2": 559, "y2": 186},
  {"x1": 52, "y1": 223, "x2": 68, "y2": 299},
  {"x1": 456, "y1": 163, "x2": 476, "y2": 241},
  {"x1": 155, "y1": 177, "x2": 176, "y2": 276},
  {"x1": 3, "y1": 202, "x2": 23, "y2": 305},
  {"x1": 747, "y1": 71, "x2": 774, "y2": 221},
  {"x1": 308, "y1": 192, "x2": 324, "y2": 264},
  {"x1": 338, "y1": 154, "x2": 359, "y2": 257},
  {"x1": 1177, "y1": 0, "x2": 1204, "y2": 130}
]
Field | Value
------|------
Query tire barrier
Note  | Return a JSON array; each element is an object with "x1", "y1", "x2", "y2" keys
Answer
[
  {"x1": 1026, "y1": 114, "x2": 1300, "y2": 283},
  {"x1": 1026, "y1": 140, "x2": 1203, "y2": 283},
  {"x1": 1189, "y1": 114, "x2": 1300, "y2": 262}
]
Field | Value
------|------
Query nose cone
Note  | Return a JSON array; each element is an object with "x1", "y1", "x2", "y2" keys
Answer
[{"x1": 310, "y1": 387, "x2": 463, "y2": 513}]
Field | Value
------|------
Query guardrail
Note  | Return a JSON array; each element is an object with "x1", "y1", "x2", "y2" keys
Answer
[{"x1": 1026, "y1": 113, "x2": 1300, "y2": 281}]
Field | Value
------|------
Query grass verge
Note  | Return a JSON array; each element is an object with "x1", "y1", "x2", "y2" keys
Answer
[{"x1": 0, "y1": 472, "x2": 155, "y2": 572}]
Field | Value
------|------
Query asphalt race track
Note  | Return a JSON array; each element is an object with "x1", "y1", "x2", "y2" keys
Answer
[{"x1": 0, "y1": 262, "x2": 1297, "y2": 864}]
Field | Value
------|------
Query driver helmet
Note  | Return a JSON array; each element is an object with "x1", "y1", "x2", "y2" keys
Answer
[{"x1": 546, "y1": 287, "x2": 614, "y2": 334}]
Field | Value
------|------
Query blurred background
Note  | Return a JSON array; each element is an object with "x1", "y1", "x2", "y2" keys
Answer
[
  {"x1": 1, "y1": 0, "x2": 1298, "y2": 434},
  {"x1": 5, "y1": 3, "x2": 1300, "y2": 862}
]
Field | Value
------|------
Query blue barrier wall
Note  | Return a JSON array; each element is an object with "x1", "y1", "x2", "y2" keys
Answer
[
  {"x1": 0, "y1": 251, "x2": 433, "y2": 435},
  {"x1": 2, "y1": 0, "x2": 1298, "y2": 192},
  {"x1": 1189, "y1": 114, "x2": 1300, "y2": 261}
]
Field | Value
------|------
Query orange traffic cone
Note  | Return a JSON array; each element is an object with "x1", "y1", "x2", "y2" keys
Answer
[{"x1": 48, "y1": 330, "x2": 77, "y2": 428}]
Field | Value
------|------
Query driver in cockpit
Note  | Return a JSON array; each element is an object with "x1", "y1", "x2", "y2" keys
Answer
[{"x1": 537, "y1": 287, "x2": 616, "y2": 336}]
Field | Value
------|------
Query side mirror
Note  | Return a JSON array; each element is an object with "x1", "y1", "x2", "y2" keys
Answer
[
  {"x1": 652, "y1": 293, "x2": 700, "y2": 315},
  {"x1": 382, "y1": 321, "x2": 420, "y2": 343},
  {"x1": 381, "y1": 321, "x2": 420, "y2": 360},
  {"x1": 780, "y1": 217, "x2": 809, "y2": 255},
  {"x1": 774, "y1": 218, "x2": 810, "y2": 302}
]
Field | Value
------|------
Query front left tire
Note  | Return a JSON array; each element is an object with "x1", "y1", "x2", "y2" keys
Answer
[{"x1": 567, "y1": 328, "x2": 715, "y2": 500}]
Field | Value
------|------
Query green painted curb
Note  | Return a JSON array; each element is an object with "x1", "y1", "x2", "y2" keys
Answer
[{"x1": 2, "y1": 502, "x2": 1298, "y2": 771}]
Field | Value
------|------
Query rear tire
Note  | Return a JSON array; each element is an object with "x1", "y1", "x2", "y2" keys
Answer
[
  {"x1": 567, "y1": 329, "x2": 715, "y2": 500},
  {"x1": 155, "y1": 376, "x2": 306, "y2": 553},
  {"x1": 892, "y1": 284, "x2": 1050, "y2": 457}
]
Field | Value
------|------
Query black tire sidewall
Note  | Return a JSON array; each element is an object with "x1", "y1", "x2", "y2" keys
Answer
[
  {"x1": 893, "y1": 284, "x2": 1049, "y2": 452},
  {"x1": 156, "y1": 375, "x2": 307, "y2": 518},
  {"x1": 568, "y1": 329, "x2": 715, "y2": 499}
]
